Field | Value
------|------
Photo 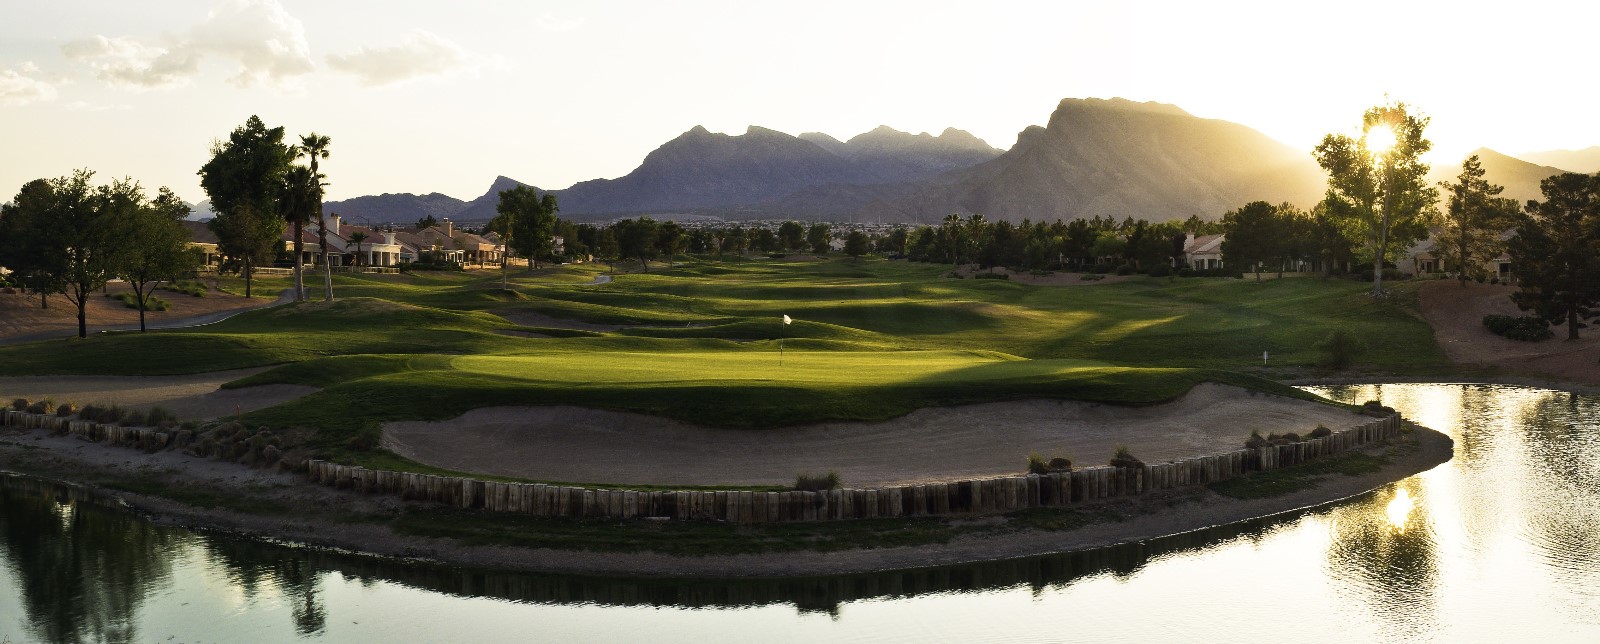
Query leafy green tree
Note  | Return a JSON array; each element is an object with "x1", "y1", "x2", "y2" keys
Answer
[
  {"x1": 118, "y1": 187, "x2": 198, "y2": 332},
  {"x1": 1436, "y1": 155, "x2": 1517, "y2": 286},
  {"x1": 844, "y1": 230, "x2": 870, "y2": 260},
  {"x1": 491, "y1": 185, "x2": 557, "y2": 273},
  {"x1": 777, "y1": 221, "x2": 805, "y2": 251},
  {"x1": 1508, "y1": 172, "x2": 1600, "y2": 340},
  {"x1": 416, "y1": 214, "x2": 438, "y2": 229},
  {"x1": 752, "y1": 227, "x2": 778, "y2": 253},
  {"x1": 806, "y1": 222, "x2": 832, "y2": 255},
  {"x1": 1222, "y1": 201, "x2": 1285, "y2": 280},
  {"x1": 199, "y1": 116, "x2": 295, "y2": 298},
  {"x1": 43, "y1": 171, "x2": 136, "y2": 338},
  {"x1": 0, "y1": 179, "x2": 68, "y2": 308},
  {"x1": 656, "y1": 220, "x2": 686, "y2": 258},
  {"x1": 298, "y1": 133, "x2": 333, "y2": 300},
  {"x1": 1312, "y1": 102, "x2": 1438, "y2": 295},
  {"x1": 614, "y1": 217, "x2": 659, "y2": 271}
]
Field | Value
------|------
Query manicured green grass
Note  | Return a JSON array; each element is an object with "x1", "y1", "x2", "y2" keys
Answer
[
  {"x1": 0, "y1": 256, "x2": 1447, "y2": 470},
  {"x1": 1207, "y1": 450, "x2": 1391, "y2": 499}
]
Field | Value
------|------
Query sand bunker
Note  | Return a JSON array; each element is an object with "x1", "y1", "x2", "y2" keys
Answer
[
  {"x1": 383, "y1": 384, "x2": 1359, "y2": 487},
  {"x1": 0, "y1": 368, "x2": 317, "y2": 421}
]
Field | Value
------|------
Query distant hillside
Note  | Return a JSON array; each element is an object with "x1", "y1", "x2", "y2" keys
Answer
[
  {"x1": 1515, "y1": 146, "x2": 1600, "y2": 173},
  {"x1": 323, "y1": 176, "x2": 535, "y2": 226},
  {"x1": 1429, "y1": 149, "x2": 1569, "y2": 206},
  {"x1": 550, "y1": 124, "x2": 1001, "y2": 218},
  {"x1": 861, "y1": 98, "x2": 1327, "y2": 223}
]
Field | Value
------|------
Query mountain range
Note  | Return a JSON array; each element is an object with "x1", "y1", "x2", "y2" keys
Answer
[{"x1": 316, "y1": 98, "x2": 1596, "y2": 225}]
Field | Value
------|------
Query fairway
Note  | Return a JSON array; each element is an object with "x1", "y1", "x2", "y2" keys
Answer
[{"x1": 0, "y1": 257, "x2": 1445, "y2": 472}]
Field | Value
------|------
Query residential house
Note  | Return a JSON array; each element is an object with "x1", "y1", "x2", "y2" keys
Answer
[
  {"x1": 1182, "y1": 233, "x2": 1225, "y2": 270},
  {"x1": 1402, "y1": 230, "x2": 1514, "y2": 279},
  {"x1": 182, "y1": 220, "x2": 222, "y2": 269}
]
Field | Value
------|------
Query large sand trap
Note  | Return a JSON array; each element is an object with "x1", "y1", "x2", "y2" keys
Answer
[
  {"x1": 0, "y1": 368, "x2": 317, "y2": 421},
  {"x1": 1417, "y1": 280, "x2": 1600, "y2": 386},
  {"x1": 383, "y1": 384, "x2": 1359, "y2": 487}
]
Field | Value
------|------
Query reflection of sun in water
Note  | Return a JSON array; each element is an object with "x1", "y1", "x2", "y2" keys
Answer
[
  {"x1": 1366, "y1": 123, "x2": 1396, "y2": 156},
  {"x1": 1385, "y1": 488, "x2": 1415, "y2": 533}
]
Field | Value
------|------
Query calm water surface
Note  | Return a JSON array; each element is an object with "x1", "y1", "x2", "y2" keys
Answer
[{"x1": 2, "y1": 383, "x2": 1598, "y2": 643}]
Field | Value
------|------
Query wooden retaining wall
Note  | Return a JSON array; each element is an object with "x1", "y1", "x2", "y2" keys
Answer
[
  {"x1": 296, "y1": 414, "x2": 1403, "y2": 523},
  {"x1": 0, "y1": 408, "x2": 1403, "y2": 523}
]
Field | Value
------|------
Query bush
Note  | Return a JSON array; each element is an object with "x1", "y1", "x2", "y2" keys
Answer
[
  {"x1": 794, "y1": 471, "x2": 841, "y2": 491},
  {"x1": 1309, "y1": 425, "x2": 1333, "y2": 439},
  {"x1": 1146, "y1": 264, "x2": 1172, "y2": 277},
  {"x1": 146, "y1": 406, "x2": 178, "y2": 427},
  {"x1": 120, "y1": 409, "x2": 148, "y2": 427},
  {"x1": 973, "y1": 272, "x2": 1009, "y2": 280},
  {"x1": 1114, "y1": 264, "x2": 1134, "y2": 276},
  {"x1": 55, "y1": 402, "x2": 76, "y2": 417},
  {"x1": 159, "y1": 280, "x2": 208, "y2": 297},
  {"x1": 1078, "y1": 273, "x2": 1104, "y2": 282},
  {"x1": 25, "y1": 400, "x2": 54, "y2": 415},
  {"x1": 1109, "y1": 445, "x2": 1144, "y2": 468},
  {"x1": 1091, "y1": 263, "x2": 1115, "y2": 274},
  {"x1": 1315, "y1": 329, "x2": 1363, "y2": 370},
  {"x1": 1026, "y1": 454, "x2": 1072, "y2": 475},
  {"x1": 1244, "y1": 430, "x2": 1268, "y2": 449},
  {"x1": 946, "y1": 271, "x2": 965, "y2": 279},
  {"x1": 107, "y1": 291, "x2": 169, "y2": 311},
  {"x1": 11, "y1": 398, "x2": 27, "y2": 411},
  {"x1": 1177, "y1": 267, "x2": 1196, "y2": 277},
  {"x1": 1360, "y1": 400, "x2": 1395, "y2": 417},
  {"x1": 1483, "y1": 314, "x2": 1552, "y2": 341},
  {"x1": 1048, "y1": 457, "x2": 1072, "y2": 471}
]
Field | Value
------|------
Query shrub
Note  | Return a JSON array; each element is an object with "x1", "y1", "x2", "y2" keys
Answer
[
  {"x1": 1177, "y1": 267, "x2": 1196, "y2": 277},
  {"x1": 1027, "y1": 453, "x2": 1050, "y2": 475},
  {"x1": 120, "y1": 409, "x2": 148, "y2": 427},
  {"x1": 55, "y1": 402, "x2": 76, "y2": 417},
  {"x1": 1048, "y1": 457, "x2": 1072, "y2": 471},
  {"x1": 946, "y1": 271, "x2": 965, "y2": 279},
  {"x1": 146, "y1": 407, "x2": 178, "y2": 427},
  {"x1": 973, "y1": 272, "x2": 1009, "y2": 280},
  {"x1": 1483, "y1": 314, "x2": 1552, "y2": 341},
  {"x1": 159, "y1": 280, "x2": 208, "y2": 297},
  {"x1": 1079, "y1": 273, "x2": 1104, "y2": 281},
  {"x1": 1114, "y1": 264, "x2": 1134, "y2": 276},
  {"x1": 1309, "y1": 425, "x2": 1333, "y2": 439},
  {"x1": 1091, "y1": 263, "x2": 1115, "y2": 274},
  {"x1": 1109, "y1": 445, "x2": 1144, "y2": 468},
  {"x1": 1280, "y1": 432, "x2": 1302, "y2": 443},
  {"x1": 794, "y1": 471, "x2": 841, "y2": 491},
  {"x1": 25, "y1": 400, "x2": 54, "y2": 415},
  {"x1": 1146, "y1": 264, "x2": 1172, "y2": 277},
  {"x1": 11, "y1": 398, "x2": 28, "y2": 411},
  {"x1": 1315, "y1": 329, "x2": 1363, "y2": 370},
  {"x1": 1244, "y1": 430, "x2": 1268, "y2": 449}
]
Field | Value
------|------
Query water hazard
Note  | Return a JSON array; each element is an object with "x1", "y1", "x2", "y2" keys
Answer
[{"x1": 2, "y1": 383, "x2": 1598, "y2": 642}]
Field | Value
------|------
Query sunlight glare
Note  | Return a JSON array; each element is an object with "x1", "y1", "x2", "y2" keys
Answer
[
  {"x1": 1365, "y1": 123, "x2": 1396, "y2": 156},
  {"x1": 1385, "y1": 487, "x2": 1415, "y2": 533}
]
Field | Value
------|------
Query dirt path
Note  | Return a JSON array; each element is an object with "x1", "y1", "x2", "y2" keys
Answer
[
  {"x1": 0, "y1": 368, "x2": 317, "y2": 421},
  {"x1": 383, "y1": 384, "x2": 1358, "y2": 487},
  {"x1": 1417, "y1": 280, "x2": 1600, "y2": 385}
]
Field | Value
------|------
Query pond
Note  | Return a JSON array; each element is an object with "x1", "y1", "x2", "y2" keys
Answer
[{"x1": 2, "y1": 383, "x2": 1597, "y2": 642}]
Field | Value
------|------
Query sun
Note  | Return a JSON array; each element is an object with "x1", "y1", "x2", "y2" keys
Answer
[{"x1": 1365, "y1": 123, "x2": 1397, "y2": 156}]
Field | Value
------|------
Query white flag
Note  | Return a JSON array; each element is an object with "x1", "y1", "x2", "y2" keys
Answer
[{"x1": 782, "y1": 315, "x2": 792, "y2": 325}]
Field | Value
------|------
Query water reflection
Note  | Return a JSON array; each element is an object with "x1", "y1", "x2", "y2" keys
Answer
[{"x1": 2, "y1": 383, "x2": 1599, "y2": 642}]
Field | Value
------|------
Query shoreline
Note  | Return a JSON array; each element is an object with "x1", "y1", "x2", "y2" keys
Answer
[{"x1": 0, "y1": 416, "x2": 1452, "y2": 578}]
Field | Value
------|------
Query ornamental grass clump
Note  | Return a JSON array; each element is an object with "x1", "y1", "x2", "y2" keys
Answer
[
  {"x1": 10, "y1": 398, "x2": 27, "y2": 412},
  {"x1": 55, "y1": 402, "x2": 76, "y2": 417},
  {"x1": 1109, "y1": 446, "x2": 1144, "y2": 468},
  {"x1": 1244, "y1": 430, "x2": 1268, "y2": 450},
  {"x1": 1309, "y1": 425, "x2": 1333, "y2": 439},
  {"x1": 794, "y1": 471, "x2": 842, "y2": 491},
  {"x1": 1027, "y1": 453, "x2": 1074, "y2": 474},
  {"x1": 25, "y1": 400, "x2": 53, "y2": 415}
]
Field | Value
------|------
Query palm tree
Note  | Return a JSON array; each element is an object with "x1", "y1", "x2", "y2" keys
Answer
[
  {"x1": 298, "y1": 133, "x2": 333, "y2": 300},
  {"x1": 346, "y1": 231, "x2": 369, "y2": 267},
  {"x1": 280, "y1": 166, "x2": 318, "y2": 301}
]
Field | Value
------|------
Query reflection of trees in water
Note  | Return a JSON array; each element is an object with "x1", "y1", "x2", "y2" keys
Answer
[
  {"x1": 0, "y1": 476, "x2": 178, "y2": 644},
  {"x1": 1505, "y1": 390, "x2": 1600, "y2": 611},
  {"x1": 1324, "y1": 479, "x2": 1441, "y2": 640},
  {"x1": 199, "y1": 538, "x2": 329, "y2": 636}
]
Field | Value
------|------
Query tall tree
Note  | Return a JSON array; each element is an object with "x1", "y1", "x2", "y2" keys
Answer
[
  {"x1": 118, "y1": 187, "x2": 197, "y2": 332},
  {"x1": 279, "y1": 166, "x2": 320, "y2": 301},
  {"x1": 0, "y1": 179, "x2": 67, "y2": 309},
  {"x1": 298, "y1": 133, "x2": 333, "y2": 301},
  {"x1": 1436, "y1": 155, "x2": 1517, "y2": 286},
  {"x1": 806, "y1": 222, "x2": 832, "y2": 255},
  {"x1": 199, "y1": 116, "x2": 295, "y2": 298},
  {"x1": 844, "y1": 230, "x2": 870, "y2": 261},
  {"x1": 614, "y1": 217, "x2": 659, "y2": 271},
  {"x1": 1312, "y1": 102, "x2": 1438, "y2": 295},
  {"x1": 1507, "y1": 173, "x2": 1600, "y2": 340},
  {"x1": 1221, "y1": 201, "x2": 1285, "y2": 281},
  {"x1": 656, "y1": 220, "x2": 686, "y2": 259},
  {"x1": 777, "y1": 221, "x2": 806, "y2": 252},
  {"x1": 346, "y1": 231, "x2": 369, "y2": 268},
  {"x1": 491, "y1": 185, "x2": 557, "y2": 275},
  {"x1": 49, "y1": 171, "x2": 133, "y2": 338}
]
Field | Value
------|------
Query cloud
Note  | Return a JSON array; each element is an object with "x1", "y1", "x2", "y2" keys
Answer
[
  {"x1": 65, "y1": 100, "x2": 133, "y2": 112},
  {"x1": 62, "y1": 0, "x2": 313, "y2": 89},
  {"x1": 537, "y1": 13, "x2": 585, "y2": 33},
  {"x1": 326, "y1": 29, "x2": 485, "y2": 87},
  {"x1": 0, "y1": 63, "x2": 57, "y2": 105}
]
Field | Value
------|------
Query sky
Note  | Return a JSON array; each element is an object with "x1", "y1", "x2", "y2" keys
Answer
[{"x1": 3, "y1": 0, "x2": 1598, "y2": 204}]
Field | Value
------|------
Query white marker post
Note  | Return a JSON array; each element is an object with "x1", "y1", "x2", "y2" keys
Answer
[
  {"x1": 1263, "y1": 350, "x2": 1269, "y2": 365},
  {"x1": 780, "y1": 314, "x2": 792, "y2": 366}
]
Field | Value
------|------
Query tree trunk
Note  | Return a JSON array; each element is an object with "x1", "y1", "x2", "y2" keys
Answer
[
  {"x1": 244, "y1": 256, "x2": 253, "y2": 299},
  {"x1": 136, "y1": 286, "x2": 147, "y2": 332},
  {"x1": 1569, "y1": 307, "x2": 1580, "y2": 340},
  {"x1": 318, "y1": 217, "x2": 333, "y2": 301},
  {"x1": 292, "y1": 219, "x2": 305, "y2": 301},
  {"x1": 75, "y1": 289, "x2": 87, "y2": 339}
]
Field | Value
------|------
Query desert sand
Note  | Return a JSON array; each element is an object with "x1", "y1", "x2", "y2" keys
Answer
[{"x1": 0, "y1": 368, "x2": 317, "y2": 420}]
